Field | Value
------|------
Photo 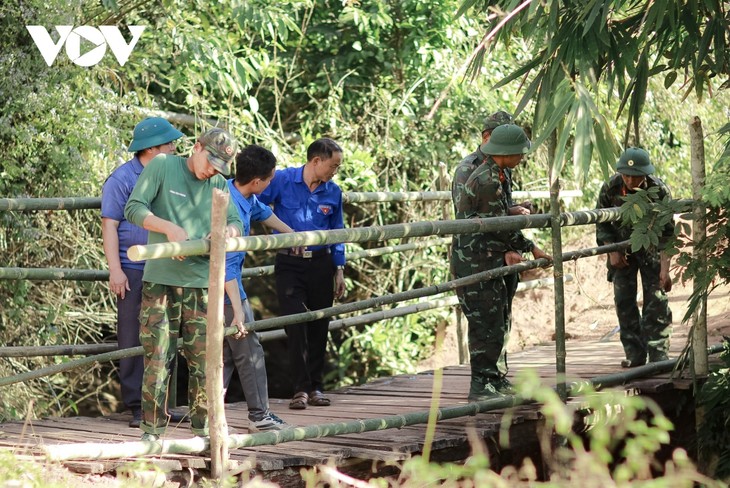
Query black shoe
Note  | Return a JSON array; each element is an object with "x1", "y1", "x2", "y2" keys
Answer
[
  {"x1": 168, "y1": 409, "x2": 189, "y2": 423},
  {"x1": 648, "y1": 352, "x2": 669, "y2": 363},
  {"x1": 129, "y1": 408, "x2": 142, "y2": 428},
  {"x1": 493, "y1": 376, "x2": 516, "y2": 395}
]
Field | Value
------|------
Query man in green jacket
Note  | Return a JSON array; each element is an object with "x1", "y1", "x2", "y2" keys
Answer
[{"x1": 125, "y1": 128, "x2": 243, "y2": 441}]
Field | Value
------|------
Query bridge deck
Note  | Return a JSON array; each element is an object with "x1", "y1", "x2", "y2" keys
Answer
[{"x1": 0, "y1": 333, "x2": 701, "y2": 482}]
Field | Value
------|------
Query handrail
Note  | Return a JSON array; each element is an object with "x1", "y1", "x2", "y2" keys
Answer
[
  {"x1": 127, "y1": 208, "x2": 622, "y2": 261},
  {"x1": 0, "y1": 190, "x2": 583, "y2": 211},
  {"x1": 0, "y1": 243, "x2": 622, "y2": 386},
  {"x1": 0, "y1": 237, "x2": 451, "y2": 282}
]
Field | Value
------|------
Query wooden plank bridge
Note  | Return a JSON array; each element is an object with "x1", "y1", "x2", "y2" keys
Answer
[{"x1": 0, "y1": 331, "x2": 703, "y2": 485}]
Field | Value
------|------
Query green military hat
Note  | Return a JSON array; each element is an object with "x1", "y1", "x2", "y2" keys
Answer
[
  {"x1": 482, "y1": 110, "x2": 514, "y2": 132},
  {"x1": 616, "y1": 147, "x2": 655, "y2": 176},
  {"x1": 480, "y1": 124, "x2": 531, "y2": 155},
  {"x1": 128, "y1": 117, "x2": 184, "y2": 152}
]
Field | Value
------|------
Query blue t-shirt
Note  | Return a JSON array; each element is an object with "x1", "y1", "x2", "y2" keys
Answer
[
  {"x1": 257, "y1": 166, "x2": 345, "y2": 266},
  {"x1": 101, "y1": 157, "x2": 148, "y2": 270},
  {"x1": 224, "y1": 179, "x2": 273, "y2": 304}
]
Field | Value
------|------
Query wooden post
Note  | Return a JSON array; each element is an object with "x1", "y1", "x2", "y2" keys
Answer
[{"x1": 207, "y1": 189, "x2": 230, "y2": 478}]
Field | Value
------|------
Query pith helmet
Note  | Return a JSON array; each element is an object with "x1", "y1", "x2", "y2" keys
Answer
[
  {"x1": 128, "y1": 117, "x2": 184, "y2": 152},
  {"x1": 482, "y1": 110, "x2": 514, "y2": 132},
  {"x1": 616, "y1": 147, "x2": 655, "y2": 176},
  {"x1": 480, "y1": 124, "x2": 531, "y2": 155}
]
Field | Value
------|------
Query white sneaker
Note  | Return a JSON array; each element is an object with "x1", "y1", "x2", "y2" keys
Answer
[{"x1": 249, "y1": 412, "x2": 288, "y2": 432}]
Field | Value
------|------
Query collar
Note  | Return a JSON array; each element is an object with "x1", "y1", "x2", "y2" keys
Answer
[
  {"x1": 130, "y1": 156, "x2": 144, "y2": 175},
  {"x1": 227, "y1": 179, "x2": 252, "y2": 213}
]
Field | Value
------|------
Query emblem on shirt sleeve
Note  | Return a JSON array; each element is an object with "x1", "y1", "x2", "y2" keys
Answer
[{"x1": 318, "y1": 205, "x2": 333, "y2": 215}]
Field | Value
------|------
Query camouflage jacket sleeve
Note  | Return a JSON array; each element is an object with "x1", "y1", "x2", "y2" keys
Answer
[
  {"x1": 458, "y1": 159, "x2": 533, "y2": 253},
  {"x1": 595, "y1": 178, "x2": 621, "y2": 246}
]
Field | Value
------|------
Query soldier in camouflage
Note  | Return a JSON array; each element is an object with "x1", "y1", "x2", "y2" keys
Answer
[
  {"x1": 596, "y1": 147, "x2": 674, "y2": 368},
  {"x1": 451, "y1": 124, "x2": 552, "y2": 401}
]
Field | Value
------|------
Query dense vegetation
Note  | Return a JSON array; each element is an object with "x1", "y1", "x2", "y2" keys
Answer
[{"x1": 1, "y1": 0, "x2": 729, "y2": 482}]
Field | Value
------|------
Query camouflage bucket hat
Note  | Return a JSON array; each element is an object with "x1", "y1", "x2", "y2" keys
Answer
[
  {"x1": 616, "y1": 147, "x2": 655, "y2": 176},
  {"x1": 127, "y1": 117, "x2": 184, "y2": 152},
  {"x1": 482, "y1": 110, "x2": 514, "y2": 132},
  {"x1": 199, "y1": 128, "x2": 237, "y2": 176},
  {"x1": 479, "y1": 124, "x2": 531, "y2": 155}
]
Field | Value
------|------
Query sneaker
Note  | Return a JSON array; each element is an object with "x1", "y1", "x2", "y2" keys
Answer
[
  {"x1": 249, "y1": 412, "x2": 288, "y2": 432},
  {"x1": 493, "y1": 377, "x2": 516, "y2": 395},
  {"x1": 467, "y1": 383, "x2": 504, "y2": 402},
  {"x1": 129, "y1": 408, "x2": 142, "y2": 428},
  {"x1": 141, "y1": 432, "x2": 160, "y2": 442}
]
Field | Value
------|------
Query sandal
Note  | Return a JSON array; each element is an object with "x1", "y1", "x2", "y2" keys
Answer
[
  {"x1": 308, "y1": 390, "x2": 331, "y2": 407},
  {"x1": 289, "y1": 391, "x2": 308, "y2": 410}
]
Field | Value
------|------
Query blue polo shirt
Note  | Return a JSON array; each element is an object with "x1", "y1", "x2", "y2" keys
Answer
[
  {"x1": 224, "y1": 179, "x2": 273, "y2": 304},
  {"x1": 101, "y1": 157, "x2": 148, "y2": 270},
  {"x1": 257, "y1": 165, "x2": 346, "y2": 267}
]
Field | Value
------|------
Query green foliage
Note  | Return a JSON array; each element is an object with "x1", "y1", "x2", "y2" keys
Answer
[
  {"x1": 304, "y1": 370, "x2": 723, "y2": 486},
  {"x1": 459, "y1": 0, "x2": 730, "y2": 187},
  {"x1": 696, "y1": 339, "x2": 730, "y2": 482},
  {"x1": 617, "y1": 187, "x2": 686, "y2": 254}
]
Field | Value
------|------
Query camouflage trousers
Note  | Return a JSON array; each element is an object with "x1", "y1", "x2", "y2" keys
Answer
[
  {"x1": 452, "y1": 251, "x2": 512, "y2": 397},
  {"x1": 139, "y1": 282, "x2": 209, "y2": 436},
  {"x1": 610, "y1": 253, "x2": 672, "y2": 363}
]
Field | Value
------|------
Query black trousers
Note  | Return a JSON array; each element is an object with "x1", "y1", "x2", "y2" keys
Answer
[
  {"x1": 117, "y1": 267, "x2": 144, "y2": 410},
  {"x1": 275, "y1": 252, "x2": 335, "y2": 394}
]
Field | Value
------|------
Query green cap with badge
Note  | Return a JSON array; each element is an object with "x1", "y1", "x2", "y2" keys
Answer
[
  {"x1": 199, "y1": 128, "x2": 238, "y2": 176},
  {"x1": 616, "y1": 147, "x2": 655, "y2": 176},
  {"x1": 480, "y1": 124, "x2": 531, "y2": 155}
]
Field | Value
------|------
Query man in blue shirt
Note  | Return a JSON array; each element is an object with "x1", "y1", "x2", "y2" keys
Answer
[
  {"x1": 258, "y1": 138, "x2": 346, "y2": 410},
  {"x1": 223, "y1": 145, "x2": 294, "y2": 431},
  {"x1": 101, "y1": 117, "x2": 183, "y2": 427}
]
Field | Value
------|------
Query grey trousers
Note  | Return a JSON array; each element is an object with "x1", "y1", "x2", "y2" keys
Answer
[{"x1": 223, "y1": 300, "x2": 269, "y2": 421}]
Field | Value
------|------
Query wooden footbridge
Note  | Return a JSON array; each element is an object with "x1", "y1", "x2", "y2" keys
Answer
[{"x1": 0, "y1": 330, "x2": 706, "y2": 485}]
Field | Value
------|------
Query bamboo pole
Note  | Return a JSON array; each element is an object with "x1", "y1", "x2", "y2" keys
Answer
[
  {"x1": 547, "y1": 132, "x2": 567, "y2": 402},
  {"x1": 0, "y1": 275, "x2": 574, "y2": 356},
  {"x1": 0, "y1": 344, "x2": 117, "y2": 357},
  {"x1": 0, "y1": 191, "x2": 584, "y2": 212},
  {"x1": 688, "y1": 117, "x2": 708, "y2": 376},
  {"x1": 0, "y1": 243, "x2": 619, "y2": 386},
  {"x1": 0, "y1": 268, "x2": 108, "y2": 281},
  {"x1": 43, "y1": 343, "x2": 727, "y2": 462},
  {"x1": 0, "y1": 238, "x2": 452, "y2": 282},
  {"x1": 689, "y1": 116, "x2": 709, "y2": 474},
  {"x1": 206, "y1": 189, "x2": 229, "y2": 478},
  {"x1": 128, "y1": 209, "x2": 625, "y2": 261}
]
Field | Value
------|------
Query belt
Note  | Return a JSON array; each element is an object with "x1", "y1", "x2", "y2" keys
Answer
[{"x1": 277, "y1": 248, "x2": 330, "y2": 259}]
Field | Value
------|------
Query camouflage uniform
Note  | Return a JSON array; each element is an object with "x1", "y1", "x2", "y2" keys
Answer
[
  {"x1": 139, "y1": 284, "x2": 209, "y2": 435},
  {"x1": 596, "y1": 172, "x2": 674, "y2": 364},
  {"x1": 451, "y1": 151, "x2": 534, "y2": 397}
]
